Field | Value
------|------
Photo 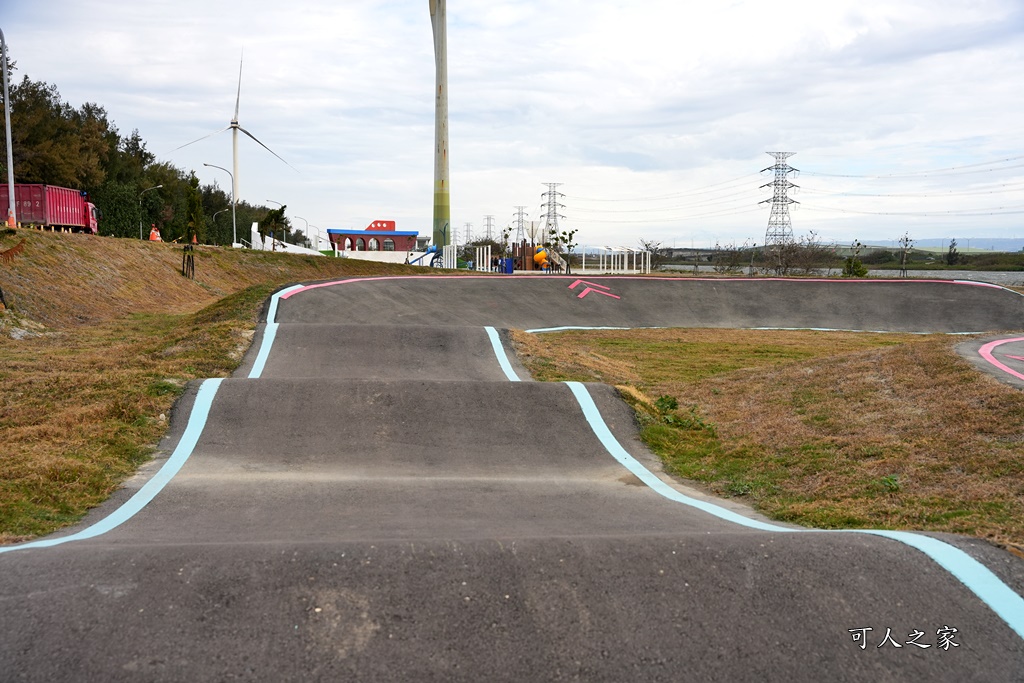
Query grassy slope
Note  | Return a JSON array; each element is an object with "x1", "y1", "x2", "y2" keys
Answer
[
  {"x1": 511, "y1": 328, "x2": 1024, "y2": 554},
  {"x1": 0, "y1": 230, "x2": 428, "y2": 542}
]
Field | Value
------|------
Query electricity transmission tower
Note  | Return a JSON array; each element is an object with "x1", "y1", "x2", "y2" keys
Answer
[
  {"x1": 513, "y1": 206, "x2": 529, "y2": 243},
  {"x1": 759, "y1": 152, "x2": 799, "y2": 270},
  {"x1": 463, "y1": 222, "x2": 473, "y2": 244},
  {"x1": 483, "y1": 215, "x2": 495, "y2": 240},
  {"x1": 540, "y1": 183, "x2": 566, "y2": 244}
]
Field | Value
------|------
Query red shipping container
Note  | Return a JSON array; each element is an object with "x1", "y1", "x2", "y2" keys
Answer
[{"x1": 0, "y1": 184, "x2": 99, "y2": 233}]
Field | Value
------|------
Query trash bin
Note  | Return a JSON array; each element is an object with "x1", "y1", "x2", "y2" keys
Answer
[{"x1": 502, "y1": 257, "x2": 514, "y2": 274}]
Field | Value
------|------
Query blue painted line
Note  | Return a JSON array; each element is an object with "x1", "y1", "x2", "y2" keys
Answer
[
  {"x1": 0, "y1": 379, "x2": 224, "y2": 554},
  {"x1": 248, "y1": 323, "x2": 278, "y2": 379},
  {"x1": 564, "y1": 380, "x2": 1024, "y2": 640},
  {"x1": 565, "y1": 381, "x2": 791, "y2": 533},
  {"x1": 248, "y1": 284, "x2": 304, "y2": 379},
  {"x1": 485, "y1": 327, "x2": 521, "y2": 382}
]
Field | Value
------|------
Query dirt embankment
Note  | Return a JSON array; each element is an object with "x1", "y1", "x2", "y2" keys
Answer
[{"x1": 0, "y1": 230, "x2": 414, "y2": 331}]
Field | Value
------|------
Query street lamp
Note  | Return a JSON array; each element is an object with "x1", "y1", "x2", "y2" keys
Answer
[
  {"x1": 294, "y1": 215, "x2": 309, "y2": 247},
  {"x1": 203, "y1": 163, "x2": 237, "y2": 247},
  {"x1": 266, "y1": 200, "x2": 285, "y2": 244},
  {"x1": 138, "y1": 184, "x2": 163, "y2": 239},
  {"x1": 211, "y1": 208, "x2": 228, "y2": 244},
  {"x1": 310, "y1": 224, "x2": 323, "y2": 252}
]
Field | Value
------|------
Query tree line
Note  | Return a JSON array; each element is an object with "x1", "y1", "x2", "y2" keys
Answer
[{"x1": 0, "y1": 61, "x2": 301, "y2": 246}]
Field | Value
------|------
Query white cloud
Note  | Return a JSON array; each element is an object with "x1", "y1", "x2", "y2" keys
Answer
[{"x1": 3, "y1": 0, "x2": 1023, "y2": 246}]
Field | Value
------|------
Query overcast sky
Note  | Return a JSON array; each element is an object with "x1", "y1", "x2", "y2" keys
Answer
[{"x1": 4, "y1": 0, "x2": 1024, "y2": 249}]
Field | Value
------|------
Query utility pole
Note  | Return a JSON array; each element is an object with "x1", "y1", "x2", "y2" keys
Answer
[
  {"x1": 759, "y1": 152, "x2": 798, "y2": 272},
  {"x1": 1, "y1": 28, "x2": 15, "y2": 228},
  {"x1": 513, "y1": 206, "x2": 528, "y2": 244},
  {"x1": 540, "y1": 182, "x2": 565, "y2": 245}
]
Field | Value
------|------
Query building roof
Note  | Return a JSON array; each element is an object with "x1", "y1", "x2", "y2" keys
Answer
[{"x1": 327, "y1": 229, "x2": 419, "y2": 237}]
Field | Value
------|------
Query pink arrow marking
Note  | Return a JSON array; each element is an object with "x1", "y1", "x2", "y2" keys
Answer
[{"x1": 568, "y1": 279, "x2": 621, "y2": 300}]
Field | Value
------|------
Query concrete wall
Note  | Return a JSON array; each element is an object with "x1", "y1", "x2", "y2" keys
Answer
[{"x1": 332, "y1": 250, "x2": 428, "y2": 265}]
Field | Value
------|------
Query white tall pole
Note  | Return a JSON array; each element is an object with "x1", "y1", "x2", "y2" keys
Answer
[
  {"x1": 1, "y1": 28, "x2": 15, "y2": 228},
  {"x1": 203, "y1": 163, "x2": 236, "y2": 246},
  {"x1": 231, "y1": 56, "x2": 242, "y2": 205},
  {"x1": 429, "y1": 0, "x2": 450, "y2": 247}
]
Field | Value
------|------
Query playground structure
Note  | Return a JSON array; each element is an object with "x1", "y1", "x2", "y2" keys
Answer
[{"x1": 408, "y1": 244, "x2": 457, "y2": 269}]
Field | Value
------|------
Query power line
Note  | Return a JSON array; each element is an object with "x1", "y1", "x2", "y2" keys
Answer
[
  {"x1": 802, "y1": 155, "x2": 1024, "y2": 179},
  {"x1": 799, "y1": 180, "x2": 1024, "y2": 199},
  {"x1": 565, "y1": 173, "x2": 761, "y2": 202},
  {"x1": 802, "y1": 203, "x2": 1024, "y2": 217},
  {"x1": 570, "y1": 187, "x2": 763, "y2": 215},
  {"x1": 572, "y1": 206, "x2": 763, "y2": 224}
]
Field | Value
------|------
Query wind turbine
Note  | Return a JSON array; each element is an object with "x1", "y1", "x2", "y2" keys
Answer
[{"x1": 170, "y1": 54, "x2": 295, "y2": 203}]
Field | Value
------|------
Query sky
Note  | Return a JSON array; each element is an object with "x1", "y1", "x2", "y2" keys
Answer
[{"x1": 3, "y1": 0, "x2": 1024, "y2": 250}]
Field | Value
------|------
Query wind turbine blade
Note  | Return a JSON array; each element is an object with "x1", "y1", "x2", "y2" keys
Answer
[
  {"x1": 237, "y1": 126, "x2": 300, "y2": 173},
  {"x1": 165, "y1": 126, "x2": 232, "y2": 155},
  {"x1": 234, "y1": 51, "x2": 243, "y2": 121}
]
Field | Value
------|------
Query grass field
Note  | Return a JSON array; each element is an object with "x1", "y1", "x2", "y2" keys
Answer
[{"x1": 510, "y1": 328, "x2": 1024, "y2": 555}]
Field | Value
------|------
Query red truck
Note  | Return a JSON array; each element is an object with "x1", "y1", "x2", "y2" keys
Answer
[{"x1": 0, "y1": 184, "x2": 99, "y2": 234}]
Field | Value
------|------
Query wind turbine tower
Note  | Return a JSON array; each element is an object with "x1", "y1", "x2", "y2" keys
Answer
[{"x1": 430, "y1": 0, "x2": 451, "y2": 247}]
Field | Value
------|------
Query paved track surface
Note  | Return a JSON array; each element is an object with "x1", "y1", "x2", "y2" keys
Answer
[{"x1": 3, "y1": 276, "x2": 1024, "y2": 682}]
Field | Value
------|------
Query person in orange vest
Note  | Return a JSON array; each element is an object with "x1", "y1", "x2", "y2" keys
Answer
[{"x1": 148, "y1": 224, "x2": 162, "y2": 242}]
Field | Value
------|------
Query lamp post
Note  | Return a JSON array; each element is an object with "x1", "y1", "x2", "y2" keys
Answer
[
  {"x1": 138, "y1": 184, "x2": 163, "y2": 239},
  {"x1": 294, "y1": 215, "x2": 309, "y2": 248},
  {"x1": 266, "y1": 197, "x2": 286, "y2": 245},
  {"x1": 1, "y1": 28, "x2": 15, "y2": 228},
  {"x1": 203, "y1": 163, "x2": 237, "y2": 246},
  {"x1": 310, "y1": 225, "x2": 322, "y2": 252},
  {"x1": 266, "y1": 200, "x2": 285, "y2": 245},
  {"x1": 211, "y1": 208, "x2": 228, "y2": 244}
]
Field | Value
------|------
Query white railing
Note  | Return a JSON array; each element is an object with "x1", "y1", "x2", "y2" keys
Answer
[
  {"x1": 474, "y1": 244, "x2": 492, "y2": 271},
  {"x1": 443, "y1": 244, "x2": 457, "y2": 269},
  {"x1": 580, "y1": 247, "x2": 651, "y2": 274}
]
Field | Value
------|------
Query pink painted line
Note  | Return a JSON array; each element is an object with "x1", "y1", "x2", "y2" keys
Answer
[
  {"x1": 577, "y1": 287, "x2": 621, "y2": 300},
  {"x1": 277, "y1": 273, "x2": 1023, "y2": 302},
  {"x1": 569, "y1": 279, "x2": 611, "y2": 291},
  {"x1": 978, "y1": 337, "x2": 1024, "y2": 382}
]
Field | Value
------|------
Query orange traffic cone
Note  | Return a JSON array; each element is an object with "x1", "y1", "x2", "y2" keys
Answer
[
  {"x1": 191, "y1": 233, "x2": 197, "y2": 244},
  {"x1": 148, "y1": 224, "x2": 162, "y2": 242}
]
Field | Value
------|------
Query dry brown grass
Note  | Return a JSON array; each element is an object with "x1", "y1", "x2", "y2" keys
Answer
[
  {"x1": 0, "y1": 229, "x2": 441, "y2": 542},
  {"x1": 0, "y1": 229, "x2": 419, "y2": 328},
  {"x1": 511, "y1": 328, "x2": 1024, "y2": 551}
]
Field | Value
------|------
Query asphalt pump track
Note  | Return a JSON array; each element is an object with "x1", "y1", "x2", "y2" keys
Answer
[{"x1": 2, "y1": 276, "x2": 1024, "y2": 681}]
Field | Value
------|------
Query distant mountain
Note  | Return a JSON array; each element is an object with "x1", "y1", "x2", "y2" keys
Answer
[{"x1": 884, "y1": 238, "x2": 1024, "y2": 253}]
